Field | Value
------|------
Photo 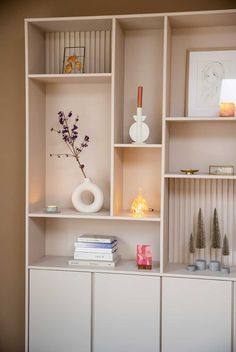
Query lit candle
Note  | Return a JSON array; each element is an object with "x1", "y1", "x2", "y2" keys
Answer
[
  {"x1": 219, "y1": 102, "x2": 235, "y2": 117},
  {"x1": 137, "y1": 86, "x2": 143, "y2": 108}
]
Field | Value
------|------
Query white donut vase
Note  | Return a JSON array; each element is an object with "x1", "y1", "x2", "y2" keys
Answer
[{"x1": 72, "y1": 178, "x2": 104, "y2": 213}]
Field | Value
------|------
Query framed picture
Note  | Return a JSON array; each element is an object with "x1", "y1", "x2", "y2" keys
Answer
[
  {"x1": 136, "y1": 244, "x2": 152, "y2": 270},
  {"x1": 186, "y1": 48, "x2": 236, "y2": 117},
  {"x1": 62, "y1": 46, "x2": 85, "y2": 74},
  {"x1": 209, "y1": 165, "x2": 234, "y2": 176}
]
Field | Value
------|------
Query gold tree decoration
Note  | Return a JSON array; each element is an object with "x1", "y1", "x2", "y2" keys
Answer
[
  {"x1": 195, "y1": 208, "x2": 206, "y2": 259},
  {"x1": 211, "y1": 208, "x2": 221, "y2": 261}
]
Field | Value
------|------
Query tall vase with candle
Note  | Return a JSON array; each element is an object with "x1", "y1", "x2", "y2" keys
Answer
[{"x1": 129, "y1": 86, "x2": 150, "y2": 144}]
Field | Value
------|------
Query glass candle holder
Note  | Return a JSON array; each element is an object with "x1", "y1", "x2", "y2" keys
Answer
[{"x1": 219, "y1": 102, "x2": 235, "y2": 117}]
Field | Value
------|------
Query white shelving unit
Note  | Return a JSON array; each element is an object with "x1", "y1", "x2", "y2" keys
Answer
[{"x1": 25, "y1": 9, "x2": 236, "y2": 352}]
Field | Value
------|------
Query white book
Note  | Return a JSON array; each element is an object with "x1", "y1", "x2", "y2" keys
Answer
[
  {"x1": 74, "y1": 249, "x2": 118, "y2": 261},
  {"x1": 74, "y1": 245, "x2": 118, "y2": 254},
  {"x1": 68, "y1": 256, "x2": 120, "y2": 267},
  {"x1": 77, "y1": 234, "x2": 116, "y2": 243}
]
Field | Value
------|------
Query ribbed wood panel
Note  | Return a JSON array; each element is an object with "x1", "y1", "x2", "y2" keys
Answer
[
  {"x1": 45, "y1": 30, "x2": 111, "y2": 74},
  {"x1": 168, "y1": 179, "x2": 236, "y2": 265}
]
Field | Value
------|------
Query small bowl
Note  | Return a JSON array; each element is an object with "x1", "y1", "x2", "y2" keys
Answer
[{"x1": 180, "y1": 169, "x2": 199, "y2": 175}]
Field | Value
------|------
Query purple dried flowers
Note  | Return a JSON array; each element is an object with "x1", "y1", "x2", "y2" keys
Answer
[{"x1": 50, "y1": 111, "x2": 89, "y2": 178}]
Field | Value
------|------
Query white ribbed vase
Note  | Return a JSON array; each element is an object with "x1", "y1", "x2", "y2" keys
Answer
[{"x1": 72, "y1": 178, "x2": 104, "y2": 213}]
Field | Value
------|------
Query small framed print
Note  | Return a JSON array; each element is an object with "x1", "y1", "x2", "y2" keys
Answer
[
  {"x1": 186, "y1": 48, "x2": 236, "y2": 117},
  {"x1": 136, "y1": 244, "x2": 152, "y2": 270},
  {"x1": 62, "y1": 46, "x2": 85, "y2": 74},
  {"x1": 209, "y1": 165, "x2": 234, "y2": 176}
]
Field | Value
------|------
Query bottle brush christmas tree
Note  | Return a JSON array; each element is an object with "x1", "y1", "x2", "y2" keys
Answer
[
  {"x1": 195, "y1": 208, "x2": 206, "y2": 260},
  {"x1": 189, "y1": 233, "x2": 195, "y2": 264},
  {"x1": 211, "y1": 208, "x2": 221, "y2": 261},
  {"x1": 222, "y1": 234, "x2": 230, "y2": 267}
]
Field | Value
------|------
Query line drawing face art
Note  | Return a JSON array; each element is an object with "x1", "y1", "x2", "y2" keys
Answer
[{"x1": 200, "y1": 61, "x2": 225, "y2": 104}]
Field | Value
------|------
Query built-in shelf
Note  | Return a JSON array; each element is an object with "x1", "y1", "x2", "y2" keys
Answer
[
  {"x1": 114, "y1": 144, "x2": 162, "y2": 148},
  {"x1": 28, "y1": 209, "x2": 111, "y2": 219},
  {"x1": 113, "y1": 210, "x2": 161, "y2": 222},
  {"x1": 165, "y1": 173, "x2": 236, "y2": 180},
  {"x1": 28, "y1": 255, "x2": 160, "y2": 276},
  {"x1": 28, "y1": 209, "x2": 161, "y2": 221},
  {"x1": 165, "y1": 117, "x2": 236, "y2": 122},
  {"x1": 28, "y1": 73, "x2": 112, "y2": 84},
  {"x1": 164, "y1": 263, "x2": 236, "y2": 281}
]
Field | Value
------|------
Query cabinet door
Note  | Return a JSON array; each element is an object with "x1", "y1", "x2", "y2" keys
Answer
[
  {"x1": 93, "y1": 273, "x2": 160, "y2": 352},
  {"x1": 29, "y1": 269, "x2": 91, "y2": 352},
  {"x1": 162, "y1": 277, "x2": 232, "y2": 352}
]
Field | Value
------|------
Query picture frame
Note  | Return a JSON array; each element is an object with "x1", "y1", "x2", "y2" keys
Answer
[
  {"x1": 62, "y1": 46, "x2": 85, "y2": 74},
  {"x1": 186, "y1": 48, "x2": 236, "y2": 117},
  {"x1": 209, "y1": 165, "x2": 234, "y2": 176}
]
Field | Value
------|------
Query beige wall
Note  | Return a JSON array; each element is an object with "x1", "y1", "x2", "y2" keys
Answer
[{"x1": 0, "y1": 0, "x2": 235, "y2": 351}]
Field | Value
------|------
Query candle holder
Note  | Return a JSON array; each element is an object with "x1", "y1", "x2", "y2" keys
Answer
[
  {"x1": 208, "y1": 260, "x2": 221, "y2": 272},
  {"x1": 219, "y1": 102, "x2": 235, "y2": 117},
  {"x1": 195, "y1": 259, "x2": 207, "y2": 270},
  {"x1": 44, "y1": 205, "x2": 61, "y2": 214},
  {"x1": 129, "y1": 86, "x2": 150, "y2": 144}
]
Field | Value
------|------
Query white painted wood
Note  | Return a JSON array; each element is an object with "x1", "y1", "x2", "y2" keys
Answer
[
  {"x1": 28, "y1": 73, "x2": 112, "y2": 83},
  {"x1": 168, "y1": 178, "x2": 236, "y2": 265},
  {"x1": 28, "y1": 256, "x2": 160, "y2": 275},
  {"x1": 169, "y1": 25, "x2": 236, "y2": 117},
  {"x1": 93, "y1": 273, "x2": 160, "y2": 352},
  {"x1": 45, "y1": 83, "x2": 111, "y2": 210},
  {"x1": 29, "y1": 269, "x2": 91, "y2": 352},
  {"x1": 105, "y1": 30, "x2": 111, "y2": 73},
  {"x1": 123, "y1": 28, "x2": 164, "y2": 144},
  {"x1": 168, "y1": 122, "x2": 236, "y2": 173},
  {"x1": 162, "y1": 277, "x2": 232, "y2": 352}
]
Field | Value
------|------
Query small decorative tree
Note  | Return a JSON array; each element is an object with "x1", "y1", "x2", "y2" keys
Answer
[
  {"x1": 195, "y1": 208, "x2": 206, "y2": 260},
  {"x1": 189, "y1": 233, "x2": 195, "y2": 264},
  {"x1": 211, "y1": 208, "x2": 221, "y2": 261},
  {"x1": 222, "y1": 234, "x2": 230, "y2": 267}
]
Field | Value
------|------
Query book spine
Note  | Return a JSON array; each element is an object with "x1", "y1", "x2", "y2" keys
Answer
[
  {"x1": 77, "y1": 237, "x2": 114, "y2": 243},
  {"x1": 68, "y1": 259, "x2": 116, "y2": 267},
  {"x1": 74, "y1": 250, "x2": 118, "y2": 261},
  {"x1": 74, "y1": 241, "x2": 117, "y2": 249},
  {"x1": 74, "y1": 245, "x2": 118, "y2": 254}
]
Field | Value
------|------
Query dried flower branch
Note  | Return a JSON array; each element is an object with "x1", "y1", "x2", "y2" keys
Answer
[{"x1": 50, "y1": 111, "x2": 89, "y2": 178}]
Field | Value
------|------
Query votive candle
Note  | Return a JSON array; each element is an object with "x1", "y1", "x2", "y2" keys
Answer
[{"x1": 219, "y1": 102, "x2": 235, "y2": 117}]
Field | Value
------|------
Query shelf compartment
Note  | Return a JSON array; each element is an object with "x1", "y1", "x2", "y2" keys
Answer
[
  {"x1": 165, "y1": 173, "x2": 236, "y2": 180},
  {"x1": 166, "y1": 121, "x2": 236, "y2": 174},
  {"x1": 165, "y1": 117, "x2": 236, "y2": 122},
  {"x1": 29, "y1": 209, "x2": 111, "y2": 219},
  {"x1": 28, "y1": 209, "x2": 160, "y2": 221},
  {"x1": 28, "y1": 73, "x2": 112, "y2": 84},
  {"x1": 28, "y1": 79, "x2": 111, "y2": 213},
  {"x1": 165, "y1": 17, "x2": 236, "y2": 118},
  {"x1": 113, "y1": 147, "x2": 161, "y2": 216},
  {"x1": 164, "y1": 263, "x2": 236, "y2": 281},
  {"x1": 28, "y1": 255, "x2": 160, "y2": 275},
  {"x1": 28, "y1": 218, "x2": 161, "y2": 265},
  {"x1": 114, "y1": 143, "x2": 162, "y2": 148},
  {"x1": 165, "y1": 178, "x2": 236, "y2": 267},
  {"x1": 113, "y1": 210, "x2": 160, "y2": 222},
  {"x1": 113, "y1": 18, "x2": 164, "y2": 144},
  {"x1": 26, "y1": 18, "x2": 112, "y2": 75}
]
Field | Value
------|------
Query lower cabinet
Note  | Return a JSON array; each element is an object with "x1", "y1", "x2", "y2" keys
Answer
[
  {"x1": 162, "y1": 277, "x2": 232, "y2": 352},
  {"x1": 29, "y1": 269, "x2": 91, "y2": 352},
  {"x1": 92, "y1": 273, "x2": 160, "y2": 352}
]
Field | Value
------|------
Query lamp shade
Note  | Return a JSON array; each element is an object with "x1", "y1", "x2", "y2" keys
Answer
[{"x1": 219, "y1": 79, "x2": 236, "y2": 103}]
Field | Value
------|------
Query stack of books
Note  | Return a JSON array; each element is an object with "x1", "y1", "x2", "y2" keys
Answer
[{"x1": 68, "y1": 234, "x2": 119, "y2": 267}]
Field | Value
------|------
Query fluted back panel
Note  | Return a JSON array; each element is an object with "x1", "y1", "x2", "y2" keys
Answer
[
  {"x1": 45, "y1": 30, "x2": 111, "y2": 74},
  {"x1": 168, "y1": 178, "x2": 236, "y2": 265}
]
